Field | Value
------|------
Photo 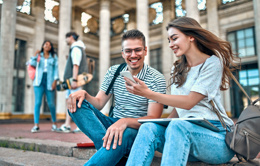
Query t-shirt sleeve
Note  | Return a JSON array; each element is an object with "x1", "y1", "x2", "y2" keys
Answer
[
  {"x1": 100, "y1": 65, "x2": 118, "y2": 94},
  {"x1": 71, "y1": 47, "x2": 82, "y2": 66},
  {"x1": 148, "y1": 73, "x2": 166, "y2": 103},
  {"x1": 190, "y1": 57, "x2": 223, "y2": 102}
]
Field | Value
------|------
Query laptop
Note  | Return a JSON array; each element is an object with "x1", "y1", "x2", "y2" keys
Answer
[{"x1": 138, "y1": 118, "x2": 220, "y2": 132}]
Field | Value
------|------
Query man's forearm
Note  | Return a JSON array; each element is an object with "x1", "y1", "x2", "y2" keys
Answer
[{"x1": 72, "y1": 65, "x2": 79, "y2": 79}]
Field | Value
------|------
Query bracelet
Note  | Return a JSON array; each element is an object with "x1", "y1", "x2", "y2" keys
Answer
[{"x1": 72, "y1": 79, "x2": 78, "y2": 82}]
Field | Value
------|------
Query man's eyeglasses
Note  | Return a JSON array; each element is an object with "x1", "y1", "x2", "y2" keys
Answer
[{"x1": 122, "y1": 47, "x2": 145, "y2": 56}]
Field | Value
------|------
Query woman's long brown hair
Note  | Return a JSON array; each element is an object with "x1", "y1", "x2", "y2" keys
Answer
[{"x1": 167, "y1": 17, "x2": 239, "y2": 90}]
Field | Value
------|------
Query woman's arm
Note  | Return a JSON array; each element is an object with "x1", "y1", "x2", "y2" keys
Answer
[
  {"x1": 53, "y1": 55, "x2": 59, "y2": 80},
  {"x1": 168, "y1": 108, "x2": 179, "y2": 118},
  {"x1": 125, "y1": 77, "x2": 205, "y2": 110}
]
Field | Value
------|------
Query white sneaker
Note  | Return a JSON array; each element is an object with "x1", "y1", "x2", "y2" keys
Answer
[
  {"x1": 51, "y1": 124, "x2": 57, "y2": 131},
  {"x1": 56, "y1": 124, "x2": 71, "y2": 133},
  {"x1": 31, "y1": 126, "x2": 39, "y2": 133},
  {"x1": 73, "y1": 127, "x2": 82, "y2": 133}
]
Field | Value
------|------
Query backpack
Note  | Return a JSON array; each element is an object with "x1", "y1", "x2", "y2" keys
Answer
[{"x1": 212, "y1": 73, "x2": 260, "y2": 161}]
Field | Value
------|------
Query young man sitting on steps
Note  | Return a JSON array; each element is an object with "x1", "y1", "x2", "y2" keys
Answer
[{"x1": 66, "y1": 29, "x2": 166, "y2": 165}]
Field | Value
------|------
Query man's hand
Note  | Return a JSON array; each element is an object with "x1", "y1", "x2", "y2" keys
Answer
[
  {"x1": 71, "y1": 80, "x2": 78, "y2": 89},
  {"x1": 67, "y1": 90, "x2": 87, "y2": 113},
  {"x1": 102, "y1": 119, "x2": 127, "y2": 150}
]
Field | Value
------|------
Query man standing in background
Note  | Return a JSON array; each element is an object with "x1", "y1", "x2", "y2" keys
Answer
[{"x1": 57, "y1": 32, "x2": 87, "y2": 133}]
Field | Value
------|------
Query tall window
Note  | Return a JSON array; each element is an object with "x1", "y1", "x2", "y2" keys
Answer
[
  {"x1": 150, "y1": 48, "x2": 162, "y2": 73},
  {"x1": 45, "y1": 0, "x2": 59, "y2": 23},
  {"x1": 230, "y1": 64, "x2": 259, "y2": 117},
  {"x1": 17, "y1": 0, "x2": 31, "y2": 15},
  {"x1": 84, "y1": 57, "x2": 99, "y2": 96},
  {"x1": 175, "y1": 0, "x2": 206, "y2": 17},
  {"x1": 222, "y1": 0, "x2": 236, "y2": 4},
  {"x1": 12, "y1": 39, "x2": 27, "y2": 113},
  {"x1": 227, "y1": 27, "x2": 256, "y2": 58},
  {"x1": 150, "y1": 2, "x2": 163, "y2": 25}
]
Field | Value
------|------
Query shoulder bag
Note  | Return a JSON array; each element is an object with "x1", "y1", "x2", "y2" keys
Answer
[
  {"x1": 211, "y1": 73, "x2": 260, "y2": 161},
  {"x1": 27, "y1": 54, "x2": 41, "y2": 80}
]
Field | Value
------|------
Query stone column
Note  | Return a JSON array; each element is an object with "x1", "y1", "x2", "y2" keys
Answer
[
  {"x1": 72, "y1": 7, "x2": 83, "y2": 40},
  {"x1": 24, "y1": 40, "x2": 35, "y2": 115},
  {"x1": 0, "y1": 0, "x2": 17, "y2": 119},
  {"x1": 56, "y1": 0, "x2": 72, "y2": 117},
  {"x1": 162, "y1": 0, "x2": 176, "y2": 86},
  {"x1": 207, "y1": 0, "x2": 231, "y2": 115},
  {"x1": 162, "y1": 0, "x2": 176, "y2": 115},
  {"x1": 23, "y1": 0, "x2": 45, "y2": 116},
  {"x1": 136, "y1": 0, "x2": 149, "y2": 65},
  {"x1": 126, "y1": 9, "x2": 136, "y2": 30},
  {"x1": 185, "y1": 0, "x2": 199, "y2": 23},
  {"x1": 253, "y1": 0, "x2": 260, "y2": 78},
  {"x1": 33, "y1": 0, "x2": 45, "y2": 50},
  {"x1": 206, "y1": 0, "x2": 219, "y2": 35},
  {"x1": 99, "y1": 0, "x2": 111, "y2": 114}
]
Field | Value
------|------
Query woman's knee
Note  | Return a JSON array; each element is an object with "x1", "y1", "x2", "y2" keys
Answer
[
  {"x1": 166, "y1": 120, "x2": 191, "y2": 136},
  {"x1": 139, "y1": 123, "x2": 163, "y2": 137},
  {"x1": 34, "y1": 99, "x2": 42, "y2": 108}
]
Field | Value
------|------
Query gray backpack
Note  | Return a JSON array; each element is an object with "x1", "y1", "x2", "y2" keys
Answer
[{"x1": 212, "y1": 73, "x2": 260, "y2": 161}]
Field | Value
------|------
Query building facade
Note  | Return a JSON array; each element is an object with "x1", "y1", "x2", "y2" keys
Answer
[{"x1": 0, "y1": 0, "x2": 259, "y2": 120}]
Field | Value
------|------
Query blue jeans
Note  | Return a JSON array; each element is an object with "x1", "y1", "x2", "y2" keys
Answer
[
  {"x1": 126, "y1": 120, "x2": 235, "y2": 166},
  {"x1": 68, "y1": 99, "x2": 138, "y2": 166},
  {"x1": 33, "y1": 73, "x2": 56, "y2": 124}
]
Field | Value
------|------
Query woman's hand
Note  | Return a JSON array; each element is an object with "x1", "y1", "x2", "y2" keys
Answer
[
  {"x1": 124, "y1": 77, "x2": 151, "y2": 98},
  {"x1": 34, "y1": 50, "x2": 41, "y2": 57},
  {"x1": 51, "y1": 80, "x2": 57, "y2": 90},
  {"x1": 66, "y1": 90, "x2": 87, "y2": 113}
]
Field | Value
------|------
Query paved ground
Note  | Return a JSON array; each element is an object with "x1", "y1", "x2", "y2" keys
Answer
[
  {"x1": 0, "y1": 119, "x2": 93, "y2": 144},
  {"x1": 0, "y1": 119, "x2": 259, "y2": 166}
]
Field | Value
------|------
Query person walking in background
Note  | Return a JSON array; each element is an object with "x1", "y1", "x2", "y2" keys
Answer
[
  {"x1": 125, "y1": 17, "x2": 237, "y2": 165},
  {"x1": 30, "y1": 40, "x2": 59, "y2": 133},
  {"x1": 56, "y1": 32, "x2": 87, "y2": 133}
]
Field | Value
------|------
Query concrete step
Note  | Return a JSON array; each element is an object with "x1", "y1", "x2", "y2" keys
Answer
[
  {"x1": 0, "y1": 136, "x2": 96, "y2": 160},
  {"x1": 1, "y1": 136, "x2": 259, "y2": 166},
  {"x1": 0, "y1": 147, "x2": 86, "y2": 166}
]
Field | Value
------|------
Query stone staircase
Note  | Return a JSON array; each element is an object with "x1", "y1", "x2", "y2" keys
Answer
[{"x1": 0, "y1": 136, "x2": 259, "y2": 166}]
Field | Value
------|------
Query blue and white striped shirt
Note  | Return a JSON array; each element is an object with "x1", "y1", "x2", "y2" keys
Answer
[{"x1": 100, "y1": 63, "x2": 166, "y2": 118}]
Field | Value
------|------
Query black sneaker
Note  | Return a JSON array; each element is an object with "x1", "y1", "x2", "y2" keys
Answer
[{"x1": 31, "y1": 126, "x2": 39, "y2": 133}]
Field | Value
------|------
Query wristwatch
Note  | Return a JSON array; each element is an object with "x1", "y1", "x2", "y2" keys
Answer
[{"x1": 72, "y1": 79, "x2": 77, "y2": 82}]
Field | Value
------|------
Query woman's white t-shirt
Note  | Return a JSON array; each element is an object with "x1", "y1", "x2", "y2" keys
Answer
[{"x1": 171, "y1": 55, "x2": 234, "y2": 127}]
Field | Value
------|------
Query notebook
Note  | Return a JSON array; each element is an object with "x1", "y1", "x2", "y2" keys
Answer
[{"x1": 138, "y1": 118, "x2": 220, "y2": 132}]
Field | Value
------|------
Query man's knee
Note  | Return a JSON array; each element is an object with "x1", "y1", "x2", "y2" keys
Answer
[{"x1": 123, "y1": 128, "x2": 138, "y2": 141}]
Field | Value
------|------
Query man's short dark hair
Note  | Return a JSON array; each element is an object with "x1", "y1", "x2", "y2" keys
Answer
[
  {"x1": 65, "y1": 32, "x2": 79, "y2": 41},
  {"x1": 121, "y1": 29, "x2": 146, "y2": 48}
]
